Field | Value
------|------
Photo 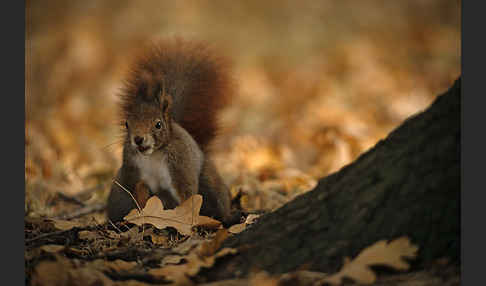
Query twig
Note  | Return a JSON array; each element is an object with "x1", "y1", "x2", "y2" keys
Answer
[
  {"x1": 113, "y1": 180, "x2": 143, "y2": 213},
  {"x1": 91, "y1": 247, "x2": 153, "y2": 260},
  {"x1": 53, "y1": 202, "x2": 106, "y2": 220},
  {"x1": 113, "y1": 179, "x2": 145, "y2": 235},
  {"x1": 26, "y1": 230, "x2": 68, "y2": 243},
  {"x1": 108, "y1": 219, "x2": 123, "y2": 234}
]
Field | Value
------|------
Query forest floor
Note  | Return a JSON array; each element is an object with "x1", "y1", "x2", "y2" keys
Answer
[{"x1": 25, "y1": 1, "x2": 460, "y2": 285}]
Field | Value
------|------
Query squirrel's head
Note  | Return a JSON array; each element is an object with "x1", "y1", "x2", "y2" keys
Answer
[{"x1": 124, "y1": 87, "x2": 173, "y2": 156}]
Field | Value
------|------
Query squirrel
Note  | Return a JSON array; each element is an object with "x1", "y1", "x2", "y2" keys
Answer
[{"x1": 106, "y1": 38, "x2": 239, "y2": 227}]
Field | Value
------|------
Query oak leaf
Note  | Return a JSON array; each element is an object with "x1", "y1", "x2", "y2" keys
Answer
[
  {"x1": 78, "y1": 230, "x2": 99, "y2": 241},
  {"x1": 149, "y1": 229, "x2": 236, "y2": 283},
  {"x1": 318, "y1": 236, "x2": 418, "y2": 285},
  {"x1": 51, "y1": 219, "x2": 87, "y2": 231},
  {"x1": 124, "y1": 195, "x2": 221, "y2": 235},
  {"x1": 39, "y1": 245, "x2": 65, "y2": 253},
  {"x1": 228, "y1": 214, "x2": 261, "y2": 234},
  {"x1": 149, "y1": 246, "x2": 237, "y2": 283},
  {"x1": 98, "y1": 259, "x2": 138, "y2": 273}
]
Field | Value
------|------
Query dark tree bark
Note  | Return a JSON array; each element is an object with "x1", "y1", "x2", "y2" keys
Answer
[{"x1": 212, "y1": 78, "x2": 461, "y2": 279}]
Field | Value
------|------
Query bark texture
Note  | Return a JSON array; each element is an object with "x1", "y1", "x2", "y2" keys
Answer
[{"x1": 214, "y1": 78, "x2": 461, "y2": 279}]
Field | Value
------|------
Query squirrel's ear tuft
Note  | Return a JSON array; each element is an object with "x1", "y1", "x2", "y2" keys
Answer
[
  {"x1": 158, "y1": 79, "x2": 172, "y2": 112},
  {"x1": 136, "y1": 70, "x2": 156, "y2": 100},
  {"x1": 159, "y1": 89, "x2": 172, "y2": 112}
]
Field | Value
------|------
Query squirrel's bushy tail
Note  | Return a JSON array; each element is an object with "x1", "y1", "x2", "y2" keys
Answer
[{"x1": 120, "y1": 37, "x2": 234, "y2": 150}]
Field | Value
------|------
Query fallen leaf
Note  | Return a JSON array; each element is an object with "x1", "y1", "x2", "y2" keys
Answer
[
  {"x1": 249, "y1": 271, "x2": 280, "y2": 286},
  {"x1": 150, "y1": 233, "x2": 168, "y2": 245},
  {"x1": 148, "y1": 231, "x2": 236, "y2": 283},
  {"x1": 245, "y1": 214, "x2": 261, "y2": 225},
  {"x1": 32, "y1": 255, "x2": 113, "y2": 286},
  {"x1": 124, "y1": 195, "x2": 222, "y2": 235},
  {"x1": 65, "y1": 247, "x2": 89, "y2": 256},
  {"x1": 39, "y1": 245, "x2": 65, "y2": 253},
  {"x1": 105, "y1": 230, "x2": 122, "y2": 239},
  {"x1": 198, "y1": 229, "x2": 230, "y2": 257},
  {"x1": 161, "y1": 230, "x2": 230, "y2": 267},
  {"x1": 149, "y1": 247, "x2": 237, "y2": 283},
  {"x1": 119, "y1": 227, "x2": 144, "y2": 244},
  {"x1": 228, "y1": 223, "x2": 246, "y2": 234},
  {"x1": 90, "y1": 259, "x2": 138, "y2": 273},
  {"x1": 67, "y1": 266, "x2": 114, "y2": 286},
  {"x1": 162, "y1": 255, "x2": 185, "y2": 266},
  {"x1": 103, "y1": 259, "x2": 138, "y2": 272},
  {"x1": 78, "y1": 230, "x2": 99, "y2": 241},
  {"x1": 318, "y1": 236, "x2": 418, "y2": 285},
  {"x1": 279, "y1": 270, "x2": 328, "y2": 286},
  {"x1": 51, "y1": 219, "x2": 86, "y2": 231},
  {"x1": 197, "y1": 279, "x2": 247, "y2": 286},
  {"x1": 174, "y1": 237, "x2": 205, "y2": 254},
  {"x1": 228, "y1": 214, "x2": 261, "y2": 234},
  {"x1": 31, "y1": 260, "x2": 71, "y2": 286}
]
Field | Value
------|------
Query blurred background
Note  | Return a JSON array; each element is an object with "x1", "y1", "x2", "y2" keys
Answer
[{"x1": 25, "y1": 0, "x2": 461, "y2": 219}]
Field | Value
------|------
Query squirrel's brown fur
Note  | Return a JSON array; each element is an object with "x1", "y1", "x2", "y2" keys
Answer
[
  {"x1": 107, "y1": 38, "x2": 238, "y2": 226},
  {"x1": 119, "y1": 38, "x2": 233, "y2": 150}
]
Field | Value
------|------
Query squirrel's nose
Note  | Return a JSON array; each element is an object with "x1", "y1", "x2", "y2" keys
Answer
[{"x1": 134, "y1": 136, "x2": 144, "y2": 146}]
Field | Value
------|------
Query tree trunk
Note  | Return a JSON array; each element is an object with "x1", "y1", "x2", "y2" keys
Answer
[{"x1": 213, "y1": 78, "x2": 461, "y2": 279}]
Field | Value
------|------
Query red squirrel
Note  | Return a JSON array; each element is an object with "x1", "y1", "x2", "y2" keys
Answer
[{"x1": 106, "y1": 38, "x2": 238, "y2": 226}]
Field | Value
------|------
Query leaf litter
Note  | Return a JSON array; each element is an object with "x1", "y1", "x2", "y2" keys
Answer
[
  {"x1": 191, "y1": 237, "x2": 419, "y2": 286},
  {"x1": 124, "y1": 195, "x2": 222, "y2": 236},
  {"x1": 25, "y1": 2, "x2": 459, "y2": 284},
  {"x1": 148, "y1": 229, "x2": 237, "y2": 284},
  {"x1": 27, "y1": 193, "x2": 242, "y2": 286}
]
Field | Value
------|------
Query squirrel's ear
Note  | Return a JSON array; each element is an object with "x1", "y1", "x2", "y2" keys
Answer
[{"x1": 159, "y1": 87, "x2": 172, "y2": 112}]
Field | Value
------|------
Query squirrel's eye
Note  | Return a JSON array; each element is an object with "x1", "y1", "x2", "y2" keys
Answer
[
  {"x1": 155, "y1": 121, "x2": 162, "y2": 129},
  {"x1": 125, "y1": 121, "x2": 128, "y2": 129}
]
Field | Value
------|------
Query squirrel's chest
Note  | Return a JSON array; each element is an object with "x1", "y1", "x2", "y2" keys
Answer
[{"x1": 133, "y1": 154, "x2": 177, "y2": 200}]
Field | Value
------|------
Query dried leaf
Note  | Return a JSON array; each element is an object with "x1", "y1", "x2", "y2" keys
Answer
[
  {"x1": 198, "y1": 229, "x2": 230, "y2": 257},
  {"x1": 103, "y1": 259, "x2": 138, "y2": 272},
  {"x1": 319, "y1": 237, "x2": 418, "y2": 285},
  {"x1": 279, "y1": 270, "x2": 329, "y2": 285},
  {"x1": 174, "y1": 237, "x2": 205, "y2": 254},
  {"x1": 32, "y1": 255, "x2": 115, "y2": 286},
  {"x1": 197, "y1": 279, "x2": 248, "y2": 286},
  {"x1": 39, "y1": 244, "x2": 64, "y2": 253},
  {"x1": 78, "y1": 230, "x2": 99, "y2": 241},
  {"x1": 245, "y1": 214, "x2": 261, "y2": 225},
  {"x1": 149, "y1": 247, "x2": 237, "y2": 283},
  {"x1": 51, "y1": 219, "x2": 86, "y2": 231},
  {"x1": 162, "y1": 255, "x2": 185, "y2": 266},
  {"x1": 160, "y1": 230, "x2": 231, "y2": 267},
  {"x1": 124, "y1": 195, "x2": 222, "y2": 235},
  {"x1": 228, "y1": 214, "x2": 261, "y2": 234},
  {"x1": 249, "y1": 271, "x2": 280, "y2": 286},
  {"x1": 148, "y1": 232, "x2": 236, "y2": 283},
  {"x1": 150, "y1": 233, "x2": 168, "y2": 245},
  {"x1": 65, "y1": 247, "x2": 89, "y2": 256},
  {"x1": 228, "y1": 223, "x2": 246, "y2": 234},
  {"x1": 31, "y1": 260, "x2": 71, "y2": 286}
]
